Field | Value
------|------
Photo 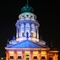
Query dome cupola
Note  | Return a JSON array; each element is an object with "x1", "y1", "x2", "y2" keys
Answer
[
  {"x1": 18, "y1": 1, "x2": 37, "y2": 20},
  {"x1": 21, "y1": 0, "x2": 34, "y2": 13}
]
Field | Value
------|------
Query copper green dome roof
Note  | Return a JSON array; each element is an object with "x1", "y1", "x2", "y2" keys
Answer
[{"x1": 21, "y1": 4, "x2": 34, "y2": 13}]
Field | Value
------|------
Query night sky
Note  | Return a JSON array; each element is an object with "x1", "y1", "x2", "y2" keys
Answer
[{"x1": 0, "y1": 0, "x2": 60, "y2": 57}]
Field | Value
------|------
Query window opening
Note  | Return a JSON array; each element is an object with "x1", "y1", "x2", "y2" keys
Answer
[
  {"x1": 18, "y1": 56, "x2": 22, "y2": 59},
  {"x1": 10, "y1": 56, "x2": 14, "y2": 59},
  {"x1": 34, "y1": 56, "x2": 37, "y2": 59},
  {"x1": 49, "y1": 58, "x2": 52, "y2": 60}
]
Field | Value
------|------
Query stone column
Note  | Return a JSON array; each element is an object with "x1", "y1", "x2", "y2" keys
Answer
[
  {"x1": 53, "y1": 54, "x2": 56, "y2": 60},
  {"x1": 56, "y1": 54, "x2": 59, "y2": 60},
  {"x1": 45, "y1": 53, "x2": 48, "y2": 60},
  {"x1": 33, "y1": 25, "x2": 36, "y2": 38},
  {"x1": 14, "y1": 52, "x2": 17, "y2": 60},
  {"x1": 54, "y1": 54, "x2": 58, "y2": 60},
  {"x1": 29, "y1": 24, "x2": 31, "y2": 40},
  {"x1": 19, "y1": 25, "x2": 21, "y2": 38},
  {"x1": 30, "y1": 51, "x2": 33, "y2": 60},
  {"x1": 16, "y1": 27, "x2": 18, "y2": 39},
  {"x1": 47, "y1": 53, "x2": 49, "y2": 60},
  {"x1": 24, "y1": 24, "x2": 25, "y2": 37},
  {"x1": 22, "y1": 51, "x2": 24, "y2": 60},
  {"x1": 37, "y1": 26, "x2": 39, "y2": 42},
  {"x1": 24, "y1": 23, "x2": 27, "y2": 38},
  {"x1": 35, "y1": 25, "x2": 36, "y2": 38},
  {"x1": 6, "y1": 52, "x2": 9, "y2": 60},
  {"x1": 38, "y1": 51, "x2": 41, "y2": 60}
]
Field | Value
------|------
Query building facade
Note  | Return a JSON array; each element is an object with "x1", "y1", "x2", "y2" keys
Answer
[{"x1": 5, "y1": 3, "x2": 59, "y2": 60}]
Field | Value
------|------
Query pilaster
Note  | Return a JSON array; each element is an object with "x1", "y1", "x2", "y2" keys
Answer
[
  {"x1": 30, "y1": 51, "x2": 33, "y2": 60},
  {"x1": 22, "y1": 51, "x2": 24, "y2": 60},
  {"x1": 6, "y1": 52, "x2": 9, "y2": 60},
  {"x1": 16, "y1": 27, "x2": 18, "y2": 39},
  {"x1": 14, "y1": 52, "x2": 17, "y2": 60},
  {"x1": 38, "y1": 51, "x2": 41, "y2": 60}
]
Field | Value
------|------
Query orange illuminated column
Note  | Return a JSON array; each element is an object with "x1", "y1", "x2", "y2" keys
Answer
[
  {"x1": 38, "y1": 51, "x2": 41, "y2": 60},
  {"x1": 14, "y1": 52, "x2": 17, "y2": 60},
  {"x1": 53, "y1": 53, "x2": 58, "y2": 60},
  {"x1": 31, "y1": 51, "x2": 33, "y2": 60},
  {"x1": 56, "y1": 54, "x2": 59, "y2": 60},
  {"x1": 41, "y1": 51, "x2": 46, "y2": 60},
  {"x1": 6, "y1": 52, "x2": 9, "y2": 60},
  {"x1": 53, "y1": 54, "x2": 56, "y2": 60},
  {"x1": 54, "y1": 54, "x2": 58, "y2": 60},
  {"x1": 22, "y1": 51, "x2": 24, "y2": 60},
  {"x1": 45, "y1": 52, "x2": 48, "y2": 60},
  {"x1": 47, "y1": 53, "x2": 49, "y2": 60}
]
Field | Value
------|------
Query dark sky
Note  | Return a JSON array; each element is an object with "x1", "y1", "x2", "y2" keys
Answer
[{"x1": 0, "y1": 0, "x2": 60, "y2": 57}]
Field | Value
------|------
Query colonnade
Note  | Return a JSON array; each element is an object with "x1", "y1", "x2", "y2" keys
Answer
[
  {"x1": 16, "y1": 23, "x2": 39, "y2": 42},
  {"x1": 6, "y1": 50, "x2": 58, "y2": 60}
]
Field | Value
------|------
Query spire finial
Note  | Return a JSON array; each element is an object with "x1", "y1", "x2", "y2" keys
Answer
[{"x1": 27, "y1": 0, "x2": 29, "y2": 5}]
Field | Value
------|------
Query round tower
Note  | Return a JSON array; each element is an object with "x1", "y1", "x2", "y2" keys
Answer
[{"x1": 15, "y1": 3, "x2": 40, "y2": 42}]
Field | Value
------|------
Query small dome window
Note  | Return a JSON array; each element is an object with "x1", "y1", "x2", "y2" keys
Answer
[{"x1": 26, "y1": 15, "x2": 29, "y2": 17}]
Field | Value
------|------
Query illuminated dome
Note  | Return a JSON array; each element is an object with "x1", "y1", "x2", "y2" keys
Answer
[{"x1": 18, "y1": 4, "x2": 37, "y2": 21}]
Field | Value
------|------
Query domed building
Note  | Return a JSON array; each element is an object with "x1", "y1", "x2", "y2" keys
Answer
[{"x1": 5, "y1": 2, "x2": 59, "y2": 60}]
